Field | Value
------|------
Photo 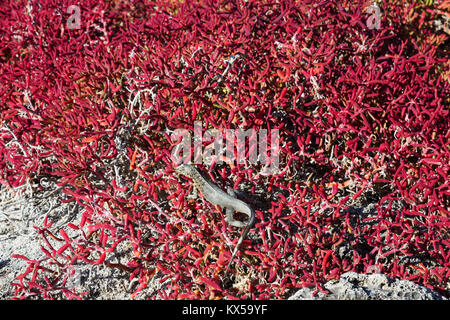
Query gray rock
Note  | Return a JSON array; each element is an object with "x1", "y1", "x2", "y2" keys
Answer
[{"x1": 288, "y1": 272, "x2": 447, "y2": 300}]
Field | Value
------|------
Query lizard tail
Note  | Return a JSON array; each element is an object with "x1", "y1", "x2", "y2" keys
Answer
[{"x1": 224, "y1": 208, "x2": 255, "y2": 277}]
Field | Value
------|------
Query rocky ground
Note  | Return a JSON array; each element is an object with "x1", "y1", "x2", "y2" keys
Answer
[
  {"x1": 0, "y1": 183, "x2": 134, "y2": 299},
  {"x1": 288, "y1": 272, "x2": 447, "y2": 300}
]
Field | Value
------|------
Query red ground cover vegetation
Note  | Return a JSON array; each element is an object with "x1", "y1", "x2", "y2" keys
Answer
[{"x1": 0, "y1": 0, "x2": 448, "y2": 299}]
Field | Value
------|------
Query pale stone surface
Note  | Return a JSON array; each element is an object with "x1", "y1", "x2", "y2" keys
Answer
[{"x1": 288, "y1": 272, "x2": 447, "y2": 300}]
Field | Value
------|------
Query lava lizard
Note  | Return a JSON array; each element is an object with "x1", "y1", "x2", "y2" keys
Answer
[{"x1": 175, "y1": 164, "x2": 255, "y2": 277}]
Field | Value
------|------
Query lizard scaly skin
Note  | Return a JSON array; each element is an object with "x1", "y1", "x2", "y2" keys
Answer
[{"x1": 175, "y1": 164, "x2": 255, "y2": 277}]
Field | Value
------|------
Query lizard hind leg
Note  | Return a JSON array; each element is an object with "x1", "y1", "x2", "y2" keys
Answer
[
  {"x1": 225, "y1": 207, "x2": 246, "y2": 228},
  {"x1": 225, "y1": 188, "x2": 246, "y2": 228},
  {"x1": 215, "y1": 203, "x2": 245, "y2": 228}
]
